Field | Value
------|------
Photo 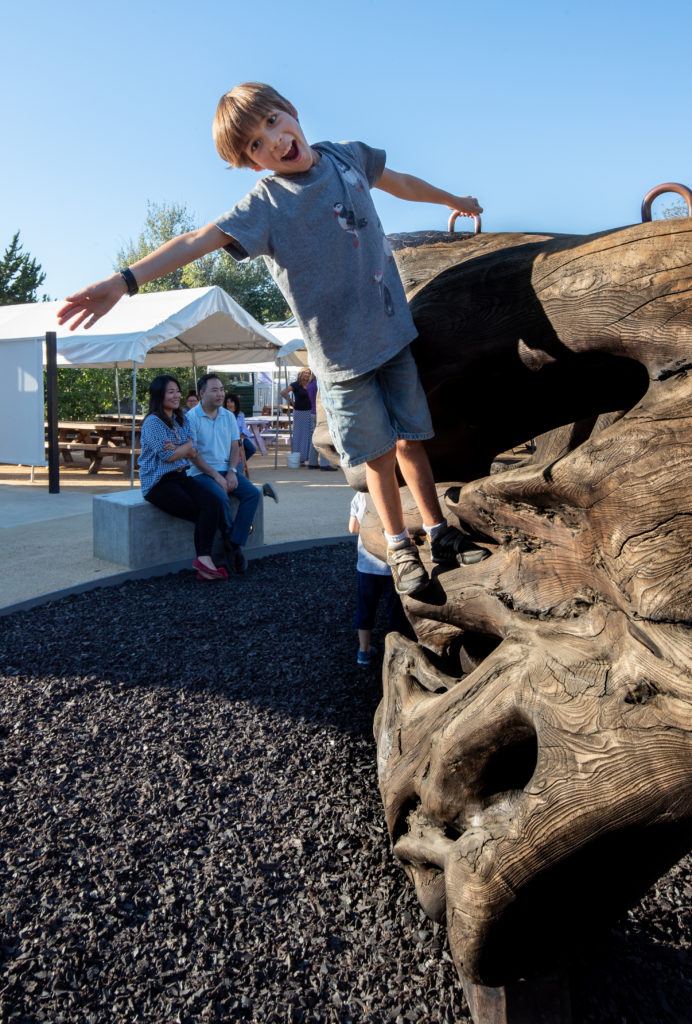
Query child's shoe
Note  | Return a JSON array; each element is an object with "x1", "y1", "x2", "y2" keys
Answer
[
  {"x1": 356, "y1": 647, "x2": 373, "y2": 668},
  {"x1": 430, "y1": 524, "x2": 490, "y2": 566},
  {"x1": 386, "y1": 538, "x2": 430, "y2": 597}
]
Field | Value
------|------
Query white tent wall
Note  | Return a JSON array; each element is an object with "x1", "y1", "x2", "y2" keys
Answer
[{"x1": 0, "y1": 338, "x2": 45, "y2": 465}]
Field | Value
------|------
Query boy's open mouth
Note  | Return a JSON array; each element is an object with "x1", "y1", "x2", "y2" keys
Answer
[{"x1": 282, "y1": 140, "x2": 300, "y2": 162}]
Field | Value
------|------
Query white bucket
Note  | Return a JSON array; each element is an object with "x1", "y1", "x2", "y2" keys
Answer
[{"x1": 286, "y1": 452, "x2": 301, "y2": 469}]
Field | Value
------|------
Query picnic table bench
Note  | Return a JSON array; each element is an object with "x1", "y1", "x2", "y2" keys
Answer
[{"x1": 47, "y1": 421, "x2": 142, "y2": 474}]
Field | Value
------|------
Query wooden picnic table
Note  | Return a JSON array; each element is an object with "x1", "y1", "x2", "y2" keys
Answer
[
  {"x1": 96, "y1": 413, "x2": 145, "y2": 423},
  {"x1": 47, "y1": 420, "x2": 142, "y2": 475}
]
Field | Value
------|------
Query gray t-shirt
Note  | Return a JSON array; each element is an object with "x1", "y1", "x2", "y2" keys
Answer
[{"x1": 215, "y1": 141, "x2": 417, "y2": 384}]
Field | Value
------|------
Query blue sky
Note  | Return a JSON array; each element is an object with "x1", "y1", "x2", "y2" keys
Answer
[{"x1": 2, "y1": 0, "x2": 690, "y2": 301}]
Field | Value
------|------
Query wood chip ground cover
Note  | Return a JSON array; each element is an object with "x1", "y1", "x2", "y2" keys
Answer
[{"x1": 0, "y1": 544, "x2": 689, "y2": 1023}]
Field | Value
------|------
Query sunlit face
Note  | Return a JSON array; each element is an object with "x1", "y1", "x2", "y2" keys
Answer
[
  {"x1": 201, "y1": 378, "x2": 226, "y2": 410},
  {"x1": 163, "y1": 381, "x2": 181, "y2": 413},
  {"x1": 186, "y1": 394, "x2": 199, "y2": 409},
  {"x1": 244, "y1": 109, "x2": 317, "y2": 175},
  {"x1": 225, "y1": 396, "x2": 237, "y2": 413}
]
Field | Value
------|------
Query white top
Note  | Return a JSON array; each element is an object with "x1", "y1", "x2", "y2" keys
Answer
[{"x1": 351, "y1": 492, "x2": 390, "y2": 576}]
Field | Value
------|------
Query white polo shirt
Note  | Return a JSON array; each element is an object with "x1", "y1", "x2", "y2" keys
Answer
[{"x1": 186, "y1": 404, "x2": 240, "y2": 475}]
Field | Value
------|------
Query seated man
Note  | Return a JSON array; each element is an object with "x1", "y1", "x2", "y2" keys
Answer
[{"x1": 186, "y1": 373, "x2": 261, "y2": 574}]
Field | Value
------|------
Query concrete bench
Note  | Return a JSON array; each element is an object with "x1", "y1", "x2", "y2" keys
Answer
[{"x1": 93, "y1": 488, "x2": 264, "y2": 569}]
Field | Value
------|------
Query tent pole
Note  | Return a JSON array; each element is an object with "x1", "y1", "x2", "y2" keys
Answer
[
  {"x1": 273, "y1": 365, "x2": 279, "y2": 469},
  {"x1": 130, "y1": 362, "x2": 137, "y2": 488},
  {"x1": 45, "y1": 331, "x2": 60, "y2": 494},
  {"x1": 286, "y1": 365, "x2": 293, "y2": 445},
  {"x1": 115, "y1": 364, "x2": 121, "y2": 421}
]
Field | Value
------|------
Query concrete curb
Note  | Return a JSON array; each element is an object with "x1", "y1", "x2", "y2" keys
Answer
[{"x1": 0, "y1": 535, "x2": 354, "y2": 619}]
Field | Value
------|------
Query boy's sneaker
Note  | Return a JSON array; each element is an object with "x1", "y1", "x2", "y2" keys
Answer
[
  {"x1": 357, "y1": 648, "x2": 373, "y2": 668},
  {"x1": 386, "y1": 539, "x2": 430, "y2": 597},
  {"x1": 430, "y1": 524, "x2": 490, "y2": 566}
]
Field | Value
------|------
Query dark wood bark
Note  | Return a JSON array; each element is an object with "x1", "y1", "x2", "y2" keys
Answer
[{"x1": 362, "y1": 220, "x2": 692, "y2": 992}]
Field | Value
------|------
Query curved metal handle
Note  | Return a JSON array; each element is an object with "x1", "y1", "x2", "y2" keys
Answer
[
  {"x1": 641, "y1": 182, "x2": 692, "y2": 222},
  {"x1": 448, "y1": 211, "x2": 482, "y2": 235}
]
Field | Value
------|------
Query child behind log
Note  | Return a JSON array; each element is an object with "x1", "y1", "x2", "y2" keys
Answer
[{"x1": 349, "y1": 491, "x2": 401, "y2": 668}]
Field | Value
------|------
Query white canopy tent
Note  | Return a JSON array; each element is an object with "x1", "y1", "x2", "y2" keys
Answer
[
  {"x1": 206, "y1": 309, "x2": 307, "y2": 442},
  {"x1": 0, "y1": 286, "x2": 299, "y2": 368},
  {"x1": 0, "y1": 286, "x2": 304, "y2": 486},
  {"x1": 208, "y1": 316, "x2": 308, "y2": 373},
  {"x1": 266, "y1": 317, "x2": 308, "y2": 367}
]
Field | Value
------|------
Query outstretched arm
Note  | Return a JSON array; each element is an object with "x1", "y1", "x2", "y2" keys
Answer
[
  {"x1": 57, "y1": 222, "x2": 232, "y2": 331},
  {"x1": 375, "y1": 167, "x2": 482, "y2": 218}
]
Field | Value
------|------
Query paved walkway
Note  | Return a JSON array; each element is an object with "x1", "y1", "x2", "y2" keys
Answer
[{"x1": 0, "y1": 454, "x2": 351, "y2": 611}]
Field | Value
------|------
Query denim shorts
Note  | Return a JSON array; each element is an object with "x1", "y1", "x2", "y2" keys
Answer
[{"x1": 320, "y1": 345, "x2": 434, "y2": 467}]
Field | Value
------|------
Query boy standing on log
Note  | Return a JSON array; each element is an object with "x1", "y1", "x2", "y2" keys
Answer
[{"x1": 58, "y1": 82, "x2": 490, "y2": 596}]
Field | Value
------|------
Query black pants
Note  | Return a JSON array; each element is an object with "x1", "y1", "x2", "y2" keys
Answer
[{"x1": 145, "y1": 471, "x2": 220, "y2": 557}]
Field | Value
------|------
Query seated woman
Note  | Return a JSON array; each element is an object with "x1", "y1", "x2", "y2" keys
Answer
[
  {"x1": 224, "y1": 392, "x2": 256, "y2": 475},
  {"x1": 139, "y1": 374, "x2": 227, "y2": 581}
]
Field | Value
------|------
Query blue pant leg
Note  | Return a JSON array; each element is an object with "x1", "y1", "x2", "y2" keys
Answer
[
  {"x1": 191, "y1": 473, "x2": 235, "y2": 535},
  {"x1": 229, "y1": 471, "x2": 261, "y2": 547}
]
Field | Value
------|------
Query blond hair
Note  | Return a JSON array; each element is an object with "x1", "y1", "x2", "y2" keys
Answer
[{"x1": 213, "y1": 82, "x2": 297, "y2": 168}]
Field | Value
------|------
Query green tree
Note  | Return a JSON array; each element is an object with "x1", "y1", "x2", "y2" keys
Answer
[
  {"x1": 115, "y1": 200, "x2": 290, "y2": 322},
  {"x1": 52, "y1": 364, "x2": 201, "y2": 421},
  {"x1": 0, "y1": 232, "x2": 46, "y2": 305},
  {"x1": 184, "y1": 250, "x2": 290, "y2": 323},
  {"x1": 53, "y1": 367, "x2": 123, "y2": 420},
  {"x1": 55, "y1": 199, "x2": 290, "y2": 421},
  {"x1": 115, "y1": 201, "x2": 198, "y2": 293}
]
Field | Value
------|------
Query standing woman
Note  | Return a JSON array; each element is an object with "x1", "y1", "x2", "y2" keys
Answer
[
  {"x1": 139, "y1": 374, "x2": 227, "y2": 581},
  {"x1": 281, "y1": 368, "x2": 313, "y2": 466}
]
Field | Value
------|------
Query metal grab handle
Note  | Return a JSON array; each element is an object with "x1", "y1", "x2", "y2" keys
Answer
[
  {"x1": 448, "y1": 211, "x2": 482, "y2": 235},
  {"x1": 641, "y1": 182, "x2": 692, "y2": 222}
]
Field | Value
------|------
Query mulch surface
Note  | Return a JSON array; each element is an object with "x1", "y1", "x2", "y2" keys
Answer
[{"x1": 0, "y1": 543, "x2": 689, "y2": 1023}]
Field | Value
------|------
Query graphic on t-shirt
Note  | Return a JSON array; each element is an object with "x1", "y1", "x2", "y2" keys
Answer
[
  {"x1": 337, "y1": 161, "x2": 366, "y2": 191},
  {"x1": 373, "y1": 272, "x2": 395, "y2": 317},
  {"x1": 333, "y1": 203, "x2": 368, "y2": 247}
]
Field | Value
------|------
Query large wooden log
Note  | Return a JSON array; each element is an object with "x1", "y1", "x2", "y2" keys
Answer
[{"x1": 358, "y1": 220, "x2": 692, "y2": 999}]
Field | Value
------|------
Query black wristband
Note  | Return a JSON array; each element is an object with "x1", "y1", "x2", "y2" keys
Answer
[{"x1": 120, "y1": 267, "x2": 139, "y2": 296}]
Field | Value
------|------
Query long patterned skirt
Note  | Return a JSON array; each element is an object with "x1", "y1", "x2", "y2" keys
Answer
[{"x1": 292, "y1": 409, "x2": 313, "y2": 464}]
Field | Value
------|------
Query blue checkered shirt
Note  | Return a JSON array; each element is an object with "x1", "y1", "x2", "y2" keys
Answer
[{"x1": 139, "y1": 414, "x2": 193, "y2": 496}]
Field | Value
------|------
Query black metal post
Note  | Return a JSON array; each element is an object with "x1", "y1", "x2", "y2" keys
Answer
[{"x1": 45, "y1": 331, "x2": 60, "y2": 494}]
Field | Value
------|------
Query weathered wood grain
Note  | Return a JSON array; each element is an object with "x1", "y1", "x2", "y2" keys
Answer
[{"x1": 366, "y1": 220, "x2": 692, "y2": 992}]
